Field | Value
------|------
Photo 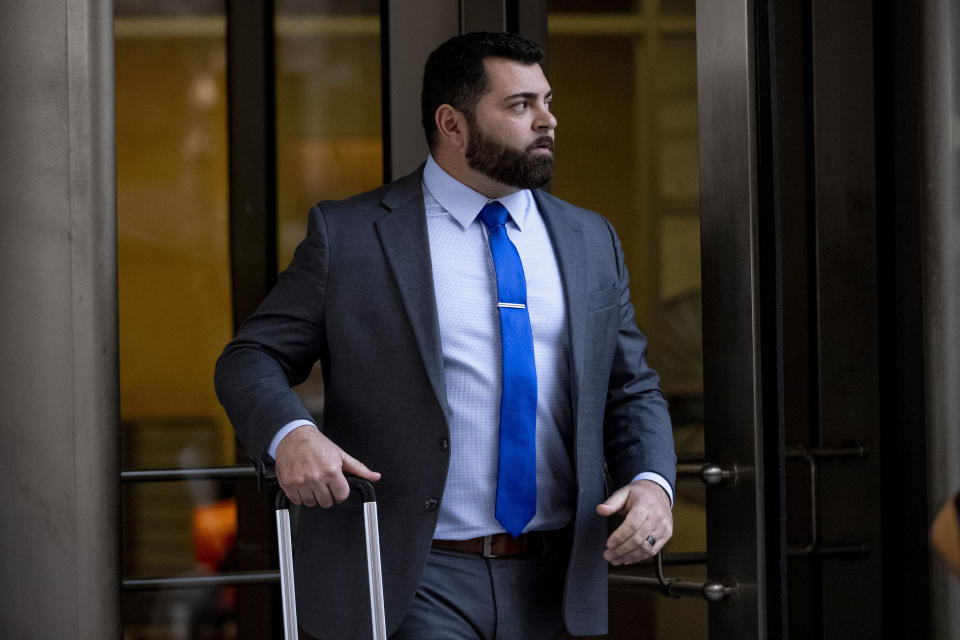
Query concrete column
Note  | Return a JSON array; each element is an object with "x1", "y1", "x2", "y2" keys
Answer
[
  {"x1": 923, "y1": 1, "x2": 960, "y2": 638},
  {"x1": 0, "y1": 1, "x2": 120, "y2": 637}
]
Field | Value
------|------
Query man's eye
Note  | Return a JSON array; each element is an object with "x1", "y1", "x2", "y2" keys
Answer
[{"x1": 512, "y1": 101, "x2": 528, "y2": 111}]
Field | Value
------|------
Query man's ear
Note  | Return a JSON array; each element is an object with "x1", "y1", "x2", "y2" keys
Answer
[{"x1": 434, "y1": 104, "x2": 469, "y2": 150}]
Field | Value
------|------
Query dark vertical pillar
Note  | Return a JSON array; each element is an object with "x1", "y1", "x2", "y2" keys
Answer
[
  {"x1": 0, "y1": 0, "x2": 120, "y2": 637},
  {"x1": 875, "y1": 0, "x2": 930, "y2": 636},
  {"x1": 754, "y1": 0, "x2": 802, "y2": 635},
  {"x1": 754, "y1": 1, "x2": 815, "y2": 638},
  {"x1": 228, "y1": 0, "x2": 278, "y2": 327},
  {"x1": 226, "y1": 3, "x2": 279, "y2": 638},
  {"x1": 807, "y1": 3, "x2": 884, "y2": 638}
]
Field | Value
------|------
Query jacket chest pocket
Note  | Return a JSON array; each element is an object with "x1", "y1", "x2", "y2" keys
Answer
[{"x1": 588, "y1": 284, "x2": 618, "y2": 312}]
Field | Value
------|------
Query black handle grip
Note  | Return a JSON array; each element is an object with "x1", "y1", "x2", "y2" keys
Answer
[
  {"x1": 273, "y1": 474, "x2": 377, "y2": 510},
  {"x1": 347, "y1": 476, "x2": 377, "y2": 502}
]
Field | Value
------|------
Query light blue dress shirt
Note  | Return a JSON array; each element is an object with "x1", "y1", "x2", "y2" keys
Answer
[
  {"x1": 269, "y1": 156, "x2": 673, "y2": 537},
  {"x1": 422, "y1": 156, "x2": 576, "y2": 538}
]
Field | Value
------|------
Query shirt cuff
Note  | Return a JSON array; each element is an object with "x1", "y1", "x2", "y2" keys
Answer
[
  {"x1": 631, "y1": 472, "x2": 674, "y2": 507},
  {"x1": 267, "y1": 419, "x2": 317, "y2": 460}
]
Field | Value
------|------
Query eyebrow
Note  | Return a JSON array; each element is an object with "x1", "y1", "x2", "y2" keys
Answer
[{"x1": 503, "y1": 90, "x2": 553, "y2": 102}]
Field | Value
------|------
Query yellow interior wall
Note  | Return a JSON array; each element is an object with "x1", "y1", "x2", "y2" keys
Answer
[
  {"x1": 115, "y1": 31, "x2": 234, "y2": 464},
  {"x1": 115, "y1": 23, "x2": 384, "y2": 467}
]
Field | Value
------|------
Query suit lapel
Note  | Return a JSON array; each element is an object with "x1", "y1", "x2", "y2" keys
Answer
[
  {"x1": 375, "y1": 168, "x2": 450, "y2": 420},
  {"x1": 534, "y1": 191, "x2": 587, "y2": 419}
]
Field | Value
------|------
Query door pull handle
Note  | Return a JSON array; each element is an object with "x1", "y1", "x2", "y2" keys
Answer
[
  {"x1": 609, "y1": 552, "x2": 738, "y2": 603},
  {"x1": 676, "y1": 461, "x2": 736, "y2": 485},
  {"x1": 785, "y1": 444, "x2": 870, "y2": 557}
]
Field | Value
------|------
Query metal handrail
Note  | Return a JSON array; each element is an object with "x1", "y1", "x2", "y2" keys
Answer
[
  {"x1": 119, "y1": 465, "x2": 716, "y2": 596},
  {"x1": 119, "y1": 451, "x2": 868, "y2": 598},
  {"x1": 120, "y1": 465, "x2": 259, "y2": 483},
  {"x1": 123, "y1": 571, "x2": 280, "y2": 590}
]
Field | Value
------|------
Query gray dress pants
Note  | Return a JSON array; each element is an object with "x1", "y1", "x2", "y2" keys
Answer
[{"x1": 390, "y1": 547, "x2": 568, "y2": 640}]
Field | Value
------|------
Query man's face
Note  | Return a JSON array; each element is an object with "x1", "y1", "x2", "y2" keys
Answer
[{"x1": 464, "y1": 57, "x2": 557, "y2": 190}]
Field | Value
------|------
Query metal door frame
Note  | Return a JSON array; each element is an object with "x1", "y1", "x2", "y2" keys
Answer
[{"x1": 696, "y1": 2, "x2": 768, "y2": 638}]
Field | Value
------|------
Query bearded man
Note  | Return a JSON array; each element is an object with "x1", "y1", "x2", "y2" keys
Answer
[{"x1": 215, "y1": 31, "x2": 676, "y2": 640}]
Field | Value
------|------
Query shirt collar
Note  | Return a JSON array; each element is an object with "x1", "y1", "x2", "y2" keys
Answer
[{"x1": 423, "y1": 155, "x2": 532, "y2": 231}]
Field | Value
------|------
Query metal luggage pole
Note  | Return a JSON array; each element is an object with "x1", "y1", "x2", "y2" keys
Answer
[
  {"x1": 273, "y1": 476, "x2": 387, "y2": 640},
  {"x1": 274, "y1": 491, "x2": 299, "y2": 640},
  {"x1": 351, "y1": 477, "x2": 388, "y2": 640}
]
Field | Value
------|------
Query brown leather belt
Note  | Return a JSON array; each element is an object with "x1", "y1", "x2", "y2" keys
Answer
[{"x1": 431, "y1": 533, "x2": 539, "y2": 558}]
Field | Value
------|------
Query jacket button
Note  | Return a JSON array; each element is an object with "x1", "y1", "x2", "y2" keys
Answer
[
  {"x1": 438, "y1": 437, "x2": 449, "y2": 452},
  {"x1": 425, "y1": 498, "x2": 439, "y2": 512}
]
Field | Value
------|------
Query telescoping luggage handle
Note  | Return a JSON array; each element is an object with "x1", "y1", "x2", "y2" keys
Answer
[{"x1": 272, "y1": 476, "x2": 387, "y2": 640}]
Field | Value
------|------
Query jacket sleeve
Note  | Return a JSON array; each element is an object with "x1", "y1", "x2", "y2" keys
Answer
[
  {"x1": 601, "y1": 220, "x2": 677, "y2": 493},
  {"x1": 214, "y1": 205, "x2": 330, "y2": 460}
]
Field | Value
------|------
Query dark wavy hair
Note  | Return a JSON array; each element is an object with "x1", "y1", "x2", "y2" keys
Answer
[{"x1": 421, "y1": 32, "x2": 544, "y2": 150}]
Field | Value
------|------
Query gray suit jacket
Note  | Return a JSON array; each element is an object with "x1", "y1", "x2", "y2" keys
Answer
[{"x1": 214, "y1": 166, "x2": 676, "y2": 638}]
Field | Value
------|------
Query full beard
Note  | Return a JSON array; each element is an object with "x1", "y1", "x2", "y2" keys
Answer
[{"x1": 465, "y1": 123, "x2": 554, "y2": 190}]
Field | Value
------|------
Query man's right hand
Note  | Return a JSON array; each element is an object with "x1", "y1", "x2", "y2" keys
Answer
[{"x1": 274, "y1": 425, "x2": 381, "y2": 507}]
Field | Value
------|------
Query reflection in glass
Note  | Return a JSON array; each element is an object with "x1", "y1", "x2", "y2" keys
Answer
[
  {"x1": 548, "y1": 3, "x2": 704, "y2": 639},
  {"x1": 275, "y1": 1, "x2": 383, "y2": 269}
]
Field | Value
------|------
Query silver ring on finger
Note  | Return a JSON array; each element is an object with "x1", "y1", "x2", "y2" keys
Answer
[{"x1": 646, "y1": 535, "x2": 657, "y2": 547}]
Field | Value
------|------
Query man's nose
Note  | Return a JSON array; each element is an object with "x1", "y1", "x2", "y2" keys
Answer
[{"x1": 535, "y1": 105, "x2": 557, "y2": 131}]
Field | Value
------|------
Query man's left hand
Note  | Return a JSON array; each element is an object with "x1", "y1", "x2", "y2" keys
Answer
[{"x1": 596, "y1": 479, "x2": 673, "y2": 565}]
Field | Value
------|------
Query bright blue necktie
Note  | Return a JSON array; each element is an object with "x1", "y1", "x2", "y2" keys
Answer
[{"x1": 479, "y1": 201, "x2": 537, "y2": 538}]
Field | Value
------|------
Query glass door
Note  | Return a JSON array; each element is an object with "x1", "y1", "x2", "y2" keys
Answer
[
  {"x1": 546, "y1": 1, "x2": 708, "y2": 638},
  {"x1": 547, "y1": 2, "x2": 778, "y2": 638}
]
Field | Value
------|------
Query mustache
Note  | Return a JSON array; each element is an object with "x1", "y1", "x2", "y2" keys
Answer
[{"x1": 527, "y1": 136, "x2": 555, "y2": 152}]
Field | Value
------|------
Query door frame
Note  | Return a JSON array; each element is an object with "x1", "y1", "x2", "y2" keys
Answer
[{"x1": 696, "y1": 1, "x2": 771, "y2": 637}]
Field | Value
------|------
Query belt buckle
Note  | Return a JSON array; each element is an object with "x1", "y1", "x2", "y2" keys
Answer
[{"x1": 482, "y1": 535, "x2": 498, "y2": 558}]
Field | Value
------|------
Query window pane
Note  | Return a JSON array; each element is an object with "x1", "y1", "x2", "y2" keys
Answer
[
  {"x1": 115, "y1": 8, "x2": 232, "y2": 467},
  {"x1": 275, "y1": 1, "x2": 383, "y2": 270}
]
